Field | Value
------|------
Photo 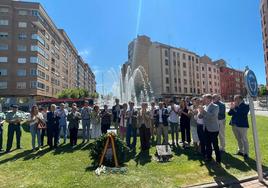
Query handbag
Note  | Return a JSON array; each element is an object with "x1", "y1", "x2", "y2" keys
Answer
[{"x1": 37, "y1": 117, "x2": 46, "y2": 129}]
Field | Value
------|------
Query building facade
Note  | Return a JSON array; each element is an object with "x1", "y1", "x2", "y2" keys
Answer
[
  {"x1": 260, "y1": 0, "x2": 268, "y2": 88},
  {"x1": 215, "y1": 60, "x2": 246, "y2": 101},
  {"x1": 122, "y1": 35, "x2": 243, "y2": 101},
  {"x1": 0, "y1": 0, "x2": 96, "y2": 107}
]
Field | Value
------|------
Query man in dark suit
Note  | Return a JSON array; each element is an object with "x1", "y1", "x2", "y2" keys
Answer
[
  {"x1": 228, "y1": 95, "x2": 250, "y2": 159},
  {"x1": 112, "y1": 99, "x2": 122, "y2": 133},
  {"x1": 199, "y1": 94, "x2": 221, "y2": 164},
  {"x1": 47, "y1": 104, "x2": 60, "y2": 149},
  {"x1": 154, "y1": 102, "x2": 169, "y2": 145}
]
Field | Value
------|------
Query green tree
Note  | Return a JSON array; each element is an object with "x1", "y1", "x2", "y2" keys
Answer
[{"x1": 259, "y1": 86, "x2": 267, "y2": 96}]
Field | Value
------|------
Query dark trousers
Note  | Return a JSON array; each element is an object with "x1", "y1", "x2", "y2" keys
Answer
[
  {"x1": 6, "y1": 124, "x2": 21, "y2": 151},
  {"x1": 126, "y1": 124, "x2": 137, "y2": 148},
  {"x1": 41, "y1": 129, "x2": 46, "y2": 146},
  {"x1": 180, "y1": 123, "x2": 191, "y2": 143},
  {"x1": 47, "y1": 126, "x2": 59, "y2": 148},
  {"x1": 69, "y1": 128, "x2": 78, "y2": 146},
  {"x1": 205, "y1": 128, "x2": 221, "y2": 163},
  {"x1": 0, "y1": 125, "x2": 3, "y2": 150},
  {"x1": 139, "y1": 124, "x2": 151, "y2": 150},
  {"x1": 101, "y1": 123, "x2": 111, "y2": 134},
  {"x1": 197, "y1": 124, "x2": 206, "y2": 156}
]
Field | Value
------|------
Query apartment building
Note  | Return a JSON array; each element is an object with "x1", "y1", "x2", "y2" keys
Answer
[
  {"x1": 260, "y1": 0, "x2": 268, "y2": 88},
  {"x1": 0, "y1": 0, "x2": 96, "y2": 107},
  {"x1": 122, "y1": 35, "x2": 241, "y2": 101}
]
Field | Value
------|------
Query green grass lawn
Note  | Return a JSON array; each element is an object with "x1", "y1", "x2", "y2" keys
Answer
[{"x1": 0, "y1": 115, "x2": 268, "y2": 188}]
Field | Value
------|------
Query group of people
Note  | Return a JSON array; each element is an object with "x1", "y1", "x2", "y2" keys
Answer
[{"x1": 0, "y1": 94, "x2": 250, "y2": 165}]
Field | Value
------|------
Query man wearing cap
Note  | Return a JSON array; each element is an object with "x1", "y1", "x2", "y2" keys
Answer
[
  {"x1": 81, "y1": 100, "x2": 92, "y2": 143},
  {"x1": 5, "y1": 105, "x2": 23, "y2": 153},
  {"x1": 57, "y1": 103, "x2": 68, "y2": 144}
]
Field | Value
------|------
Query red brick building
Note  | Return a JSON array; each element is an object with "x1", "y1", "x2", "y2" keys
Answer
[{"x1": 218, "y1": 66, "x2": 246, "y2": 101}]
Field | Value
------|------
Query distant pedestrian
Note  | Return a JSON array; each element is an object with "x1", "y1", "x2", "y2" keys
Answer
[
  {"x1": 154, "y1": 102, "x2": 169, "y2": 145},
  {"x1": 57, "y1": 103, "x2": 68, "y2": 144},
  {"x1": 199, "y1": 94, "x2": 221, "y2": 164},
  {"x1": 5, "y1": 105, "x2": 23, "y2": 153},
  {"x1": 112, "y1": 99, "x2": 122, "y2": 133},
  {"x1": 213, "y1": 94, "x2": 226, "y2": 152},
  {"x1": 189, "y1": 98, "x2": 199, "y2": 150},
  {"x1": 179, "y1": 100, "x2": 191, "y2": 148},
  {"x1": 137, "y1": 102, "x2": 151, "y2": 151},
  {"x1": 119, "y1": 103, "x2": 128, "y2": 140},
  {"x1": 27, "y1": 105, "x2": 45, "y2": 151},
  {"x1": 126, "y1": 101, "x2": 138, "y2": 149},
  {"x1": 100, "y1": 105, "x2": 112, "y2": 134},
  {"x1": 47, "y1": 104, "x2": 60, "y2": 149},
  {"x1": 0, "y1": 110, "x2": 5, "y2": 152},
  {"x1": 90, "y1": 105, "x2": 101, "y2": 139},
  {"x1": 81, "y1": 100, "x2": 92, "y2": 143},
  {"x1": 228, "y1": 95, "x2": 250, "y2": 159},
  {"x1": 169, "y1": 101, "x2": 179, "y2": 146},
  {"x1": 67, "y1": 103, "x2": 81, "y2": 146}
]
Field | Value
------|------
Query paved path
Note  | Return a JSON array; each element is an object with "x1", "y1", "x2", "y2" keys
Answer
[{"x1": 233, "y1": 178, "x2": 268, "y2": 188}]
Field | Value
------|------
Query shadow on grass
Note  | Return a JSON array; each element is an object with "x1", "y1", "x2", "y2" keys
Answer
[
  {"x1": 134, "y1": 149, "x2": 152, "y2": 166},
  {"x1": 0, "y1": 149, "x2": 34, "y2": 165},
  {"x1": 52, "y1": 143, "x2": 87, "y2": 155}
]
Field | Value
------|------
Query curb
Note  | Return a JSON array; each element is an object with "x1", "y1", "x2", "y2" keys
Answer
[{"x1": 183, "y1": 173, "x2": 267, "y2": 188}]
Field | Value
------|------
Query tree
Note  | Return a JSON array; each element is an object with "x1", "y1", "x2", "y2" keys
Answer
[
  {"x1": 57, "y1": 88, "x2": 90, "y2": 99},
  {"x1": 259, "y1": 86, "x2": 267, "y2": 97}
]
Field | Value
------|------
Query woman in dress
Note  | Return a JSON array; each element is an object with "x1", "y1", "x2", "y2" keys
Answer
[
  {"x1": 27, "y1": 105, "x2": 45, "y2": 151},
  {"x1": 119, "y1": 103, "x2": 128, "y2": 140},
  {"x1": 90, "y1": 105, "x2": 101, "y2": 139},
  {"x1": 189, "y1": 97, "x2": 199, "y2": 150}
]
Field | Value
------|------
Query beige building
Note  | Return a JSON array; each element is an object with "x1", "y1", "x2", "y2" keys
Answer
[
  {"x1": 260, "y1": 0, "x2": 268, "y2": 88},
  {"x1": 123, "y1": 35, "x2": 220, "y2": 100},
  {"x1": 0, "y1": 0, "x2": 96, "y2": 107}
]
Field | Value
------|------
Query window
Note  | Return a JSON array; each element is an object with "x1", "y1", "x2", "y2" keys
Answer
[
  {"x1": 30, "y1": 81, "x2": 37, "y2": 88},
  {"x1": 0, "y1": 57, "x2": 7, "y2": 63},
  {"x1": 32, "y1": 34, "x2": 45, "y2": 45},
  {"x1": 183, "y1": 53, "x2": 186, "y2": 60},
  {"x1": 18, "y1": 10, "x2": 28, "y2": 16},
  {"x1": 174, "y1": 78, "x2": 177, "y2": 83},
  {"x1": 165, "y1": 68, "x2": 169, "y2": 74},
  {"x1": 202, "y1": 66, "x2": 204, "y2": 71},
  {"x1": 37, "y1": 70, "x2": 46, "y2": 79},
  {"x1": 209, "y1": 74, "x2": 211, "y2": 79},
  {"x1": 0, "y1": 44, "x2": 8, "y2": 50},
  {"x1": 165, "y1": 50, "x2": 168, "y2": 57},
  {"x1": 196, "y1": 66, "x2": 199, "y2": 71},
  {"x1": 0, "y1": 32, "x2": 8, "y2": 39},
  {"x1": 202, "y1": 74, "x2": 205, "y2": 78},
  {"x1": 16, "y1": 82, "x2": 26, "y2": 89},
  {"x1": 0, "y1": 20, "x2": 8, "y2": 25},
  {"x1": 196, "y1": 73, "x2": 199, "y2": 79},
  {"x1": 174, "y1": 87, "x2": 177, "y2": 92},
  {"x1": 17, "y1": 69, "x2": 26, "y2": 76},
  {"x1": 184, "y1": 79, "x2": 187, "y2": 85},
  {"x1": 18, "y1": 33, "x2": 27, "y2": 40},
  {"x1": 37, "y1": 82, "x2": 45, "y2": 89},
  {"x1": 0, "y1": 8, "x2": 9, "y2": 13},
  {"x1": 0, "y1": 81, "x2": 7, "y2": 89},
  {"x1": 0, "y1": 69, "x2": 7, "y2": 76},
  {"x1": 166, "y1": 86, "x2": 170, "y2": 92},
  {"x1": 18, "y1": 22, "x2": 27, "y2": 28},
  {"x1": 32, "y1": 10, "x2": 39, "y2": 16},
  {"x1": 208, "y1": 67, "x2": 211, "y2": 72},
  {"x1": 184, "y1": 87, "x2": 187, "y2": 93},
  {"x1": 17, "y1": 45, "x2": 27, "y2": 52},
  {"x1": 183, "y1": 71, "x2": 187, "y2": 76},
  {"x1": 30, "y1": 69, "x2": 37, "y2": 76},
  {"x1": 166, "y1": 77, "x2": 169, "y2": 84},
  {"x1": 18, "y1": 58, "x2": 26, "y2": 64},
  {"x1": 173, "y1": 60, "x2": 176, "y2": 66},
  {"x1": 165, "y1": 59, "x2": 168, "y2": 65},
  {"x1": 31, "y1": 45, "x2": 49, "y2": 59}
]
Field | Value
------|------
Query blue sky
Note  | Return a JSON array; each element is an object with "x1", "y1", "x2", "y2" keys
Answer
[{"x1": 27, "y1": 0, "x2": 265, "y2": 94}]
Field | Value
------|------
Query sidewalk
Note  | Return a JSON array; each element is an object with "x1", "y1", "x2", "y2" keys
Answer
[{"x1": 186, "y1": 175, "x2": 268, "y2": 188}]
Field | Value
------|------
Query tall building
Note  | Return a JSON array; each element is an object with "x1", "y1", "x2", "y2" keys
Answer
[
  {"x1": 0, "y1": 0, "x2": 96, "y2": 106},
  {"x1": 122, "y1": 35, "x2": 220, "y2": 100},
  {"x1": 214, "y1": 60, "x2": 246, "y2": 101},
  {"x1": 260, "y1": 0, "x2": 268, "y2": 88},
  {"x1": 122, "y1": 35, "x2": 243, "y2": 101}
]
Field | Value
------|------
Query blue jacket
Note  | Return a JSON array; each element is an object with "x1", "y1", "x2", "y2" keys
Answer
[
  {"x1": 47, "y1": 111, "x2": 60, "y2": 130},
  {"x1": 228, "y1": 102, "x2": 249, "y2": 128}
]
